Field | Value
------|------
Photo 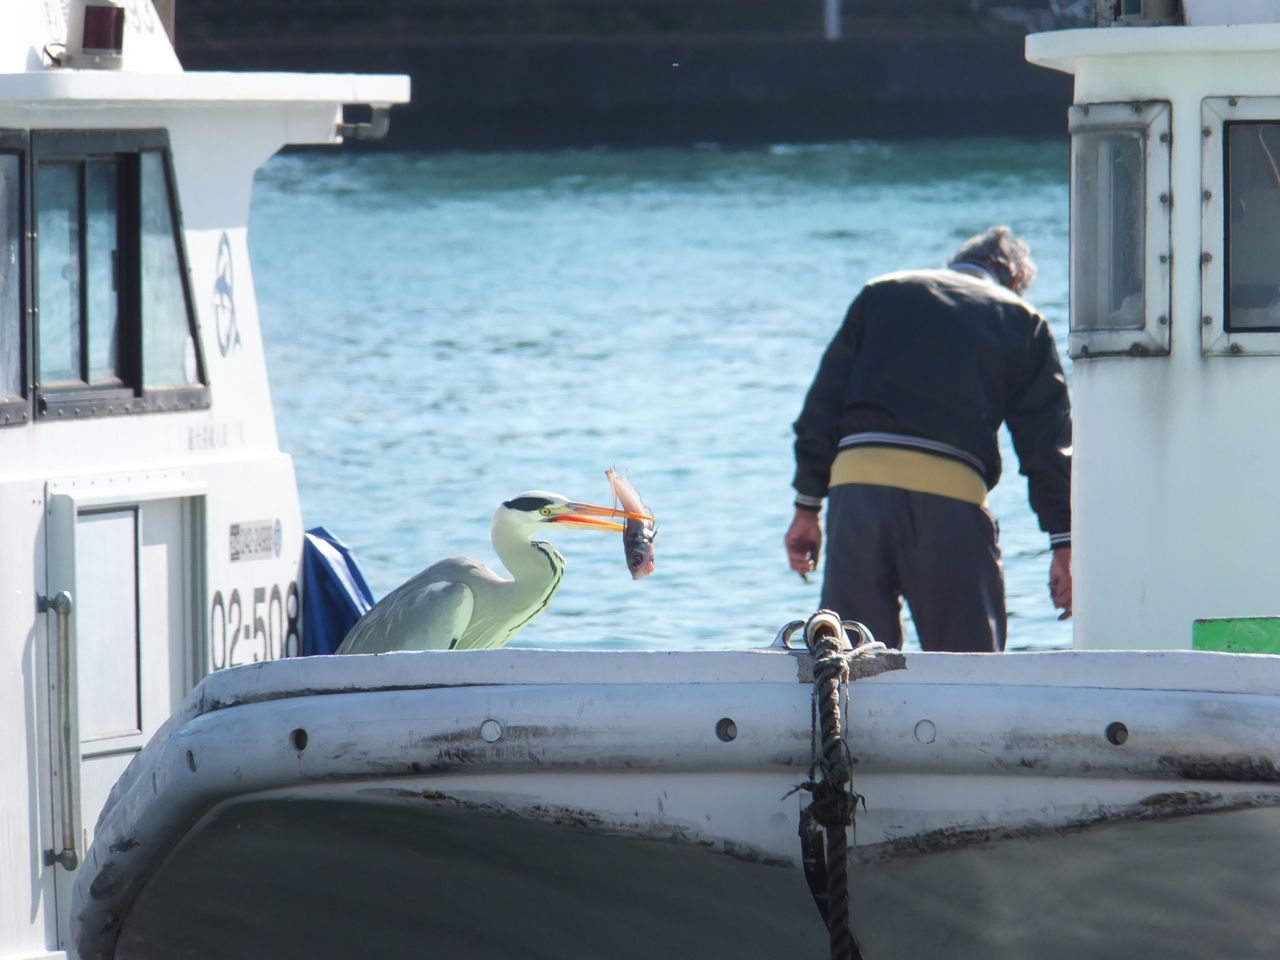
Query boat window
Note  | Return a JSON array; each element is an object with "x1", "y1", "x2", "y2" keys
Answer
[
  {"x1": 86, "y1": 160, "x2": 123, "y2": 385},
  {"x1": 1225, "y1": 123, "x2": 1280, "y2": 331},
  {"x1": 1068, "y1": 101, "x2": 1172, "y2": 358},
  {"x1": 1074, "y1": 131, "x2": 1144, "y2": 332},
  {"x1": 36, "y1": 154, "x2": 136, "y2": 395},
  {"x1": 140, "y1": 151, "x2": 199, "y2": 388},
  {"x1": 0, "y1": 149, "x2": 21, "y2": 418},
  {"x1": 36, "y1": 162, "x2": 91, "y2": 386},
  {"x1": 26, "y1": 130, "x2": 207, "y2": 419},
  {"x1": 1200, "y1": 98, "x2": 1280, "y2": 355}
]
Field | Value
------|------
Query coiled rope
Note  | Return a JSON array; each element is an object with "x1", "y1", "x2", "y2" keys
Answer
[{"x1": 799, "y1": 609, "x2": 873, "y2": 960}]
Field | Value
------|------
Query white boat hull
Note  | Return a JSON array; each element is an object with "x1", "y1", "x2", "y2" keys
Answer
[{"x1": 73, "y1": 648, "x2": 1280, "y2": 958}]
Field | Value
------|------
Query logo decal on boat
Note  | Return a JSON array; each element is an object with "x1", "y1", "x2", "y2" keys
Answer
[{"x1": 214, "y1": 232, "x2": 242, "y2": 357}]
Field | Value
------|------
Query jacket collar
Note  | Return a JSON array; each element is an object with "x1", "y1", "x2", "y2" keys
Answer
[{"x1": 947, "y1": 261, "x2": 1000, "y2": 286}]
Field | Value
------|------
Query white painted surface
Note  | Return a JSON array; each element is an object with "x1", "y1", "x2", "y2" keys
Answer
[
  {"x1": 1028, "y1": 25, "x2": 1280, "y2": 649},
  {"x1": 188, "y1": 645, "x2": 1280, "y2": 699}
]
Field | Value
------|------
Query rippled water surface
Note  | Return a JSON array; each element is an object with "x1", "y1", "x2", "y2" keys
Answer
[{"x1": 249, "y1": 139, "x2": 1072, "y2": 651}]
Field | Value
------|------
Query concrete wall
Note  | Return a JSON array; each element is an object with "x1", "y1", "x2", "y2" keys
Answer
[{"x1": 173, "y1": 1, "x2": 1082, "y2": 149}]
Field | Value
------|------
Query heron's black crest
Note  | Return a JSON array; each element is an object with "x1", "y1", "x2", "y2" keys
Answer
[{"x1": 504, "y1": 495, "x2": 555, "y2": 512}]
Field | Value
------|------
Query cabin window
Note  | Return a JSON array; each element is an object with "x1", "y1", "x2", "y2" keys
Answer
[
  {"x1": 1074, "y1": 131, "x2": 1144, "y2": 331},
  {"x1": 1225, "y1": 123, "x2": 1280, "y2": 331},
  {"x1": 1067, "y1": 101, "x2": 1172, "y2": 358},
  {"x1": 17, "y1": 129, "x2": 207, "y2": 421},
  {"x1": 140, "y1": 152, "x2": 199, "y2": 388},
  {"x1": 1200, "y1": 98, "x2": 1280, "y2": 355},
  {"x1": 35, "y1": 159, "x2": 129, "y2": 388},
  {"x1": 0, "y1": 143, "x2": 24, "y2": 424}
]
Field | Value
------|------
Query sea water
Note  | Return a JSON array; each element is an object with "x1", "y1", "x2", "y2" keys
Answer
[{"x1": 249, "y1": 138, "x2": 1072, "y2": 652}]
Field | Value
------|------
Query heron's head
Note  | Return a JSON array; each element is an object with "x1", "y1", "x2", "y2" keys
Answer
[{"x1": 499, "y1": 491, "x2": 650, "y2": 533}]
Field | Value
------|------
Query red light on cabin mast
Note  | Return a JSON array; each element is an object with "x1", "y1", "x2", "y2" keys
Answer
[{"x1": 82, "y1": 5, "x2": 125, "y2": 55}]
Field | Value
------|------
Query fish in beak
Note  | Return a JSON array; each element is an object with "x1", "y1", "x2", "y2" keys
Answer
[{"x1": 606, "y1": 469, "x2": 657, "y2": 579}]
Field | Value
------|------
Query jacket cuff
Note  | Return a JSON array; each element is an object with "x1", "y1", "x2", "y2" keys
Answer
[
  {"x1": 794, "y1": 493, "x2": 824, "y2": 512},
  {"x1": 1049, "y1": 532, "x2": 1071, "y2": 550}
]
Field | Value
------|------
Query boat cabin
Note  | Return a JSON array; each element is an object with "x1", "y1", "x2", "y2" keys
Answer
[
  {"x1": 0, "y1": 2, "x2": 406, "y2": 956},
  {"x1": 1028, "y1": 1, "x2": 1280, "y2": 650}
]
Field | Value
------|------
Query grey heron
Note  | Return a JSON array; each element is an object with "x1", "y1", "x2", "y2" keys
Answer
[{"x1": 335, "y1": 491, "x2": 651, "y2": 653}]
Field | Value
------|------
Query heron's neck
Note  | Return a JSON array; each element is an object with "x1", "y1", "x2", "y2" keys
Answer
[
  {"x1": 492, "y1": 522, "x2": 566, "y2": 594},
  {"x1": 499, "y1": 540, "x2": 565, "y2": 646}
]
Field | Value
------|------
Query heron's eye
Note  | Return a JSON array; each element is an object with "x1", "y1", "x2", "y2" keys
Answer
[{"x1": 540, "y1": 507, "x2": 552, "y2": 517}]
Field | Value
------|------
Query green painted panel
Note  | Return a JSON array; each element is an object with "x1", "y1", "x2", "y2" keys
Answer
[{"x1": 1192, "y1": 617, "x2": 1280, "y2": 654}]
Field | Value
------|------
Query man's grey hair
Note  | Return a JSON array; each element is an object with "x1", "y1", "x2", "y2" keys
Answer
[{"x1": 950, "y1": 226, "x2": 1036, "y2": 294}]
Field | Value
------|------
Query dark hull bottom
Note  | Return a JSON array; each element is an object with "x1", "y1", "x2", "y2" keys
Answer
[
  {"x1": 113, "y1": 797, "x2": 827, "y2": 959},
  {"x1": 112, "y1": 795, "x2": 1280, "y2": 959},
  {"x1": 851, "y1": 801, "x2": 1280, "y2": 959}
]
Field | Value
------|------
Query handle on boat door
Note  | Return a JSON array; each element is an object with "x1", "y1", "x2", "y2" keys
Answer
[{"x1": 40, "y1": 590, "x2": 80, "y2": 871}]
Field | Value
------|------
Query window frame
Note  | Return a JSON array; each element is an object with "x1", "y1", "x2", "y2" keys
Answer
[
  {"x1": 23, "y1": 128, "x2": 208, "y2": 422},
  {"x1": 33, "y1": 136, "x2": 140, "y2": 403},
  {"x1": 0, "y1": 130, "x2": 31, "y2": 426},
  {"x1": 1067, "y1": 100, "x2": 1173, "y2": 359},
  {"x1": 1202, "y1": 97, "x2": 1280, "y2": 355}
]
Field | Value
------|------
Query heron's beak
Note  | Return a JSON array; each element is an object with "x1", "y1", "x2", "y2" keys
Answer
[{"x1": 551, "y1": 500, "x2": 652, "y2": 531}]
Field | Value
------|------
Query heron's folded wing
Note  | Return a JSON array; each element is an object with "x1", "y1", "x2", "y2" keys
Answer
[{"x1": 336, "y1": 578, "x2": 475, "y2": 653}]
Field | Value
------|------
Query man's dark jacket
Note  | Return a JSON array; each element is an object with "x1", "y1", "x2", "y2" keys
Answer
[{"x1": 792, "y1": 268, "x2": 1072, "y2": 541}]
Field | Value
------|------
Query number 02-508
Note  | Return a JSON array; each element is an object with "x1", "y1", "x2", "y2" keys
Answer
[{"x1": 209, "y1": 582, "x2": 299, "y2": 669}]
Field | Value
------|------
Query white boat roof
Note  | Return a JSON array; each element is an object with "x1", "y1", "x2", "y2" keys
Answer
[
  {"x1": 1029, "y1": 22, "x2": 1280, "y2": 71},
  {"x1": 2, "y1": 1, "x2": 408, "y2": 115},
  {"x1": 0, "y1": 69, "x2": 409, "y2": 106},
  {"x1": 0, "y1": 70, "x2": 404, "y2": 105}
]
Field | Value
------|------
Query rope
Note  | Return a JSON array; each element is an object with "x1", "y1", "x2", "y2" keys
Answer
[{"x1": 801, "y1": 609, "x2": 866, "y2": 960}]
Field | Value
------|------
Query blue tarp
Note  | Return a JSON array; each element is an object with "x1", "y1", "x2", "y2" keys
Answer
[{"x1": 300, "y1": 527, "x2": 375, "y2": 656}]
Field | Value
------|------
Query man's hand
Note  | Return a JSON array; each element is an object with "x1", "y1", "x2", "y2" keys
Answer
[
  {"x1": 1050, "y1": 545, "x2": 1072, "y2": 620},
  {"x1": 785, "y1": 509, "x2": 822, "y2": 582}
]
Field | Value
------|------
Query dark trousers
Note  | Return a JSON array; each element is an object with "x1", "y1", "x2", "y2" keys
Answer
[{"x1": 821, "y1": 483, "x2": 1006, "y2": 652}]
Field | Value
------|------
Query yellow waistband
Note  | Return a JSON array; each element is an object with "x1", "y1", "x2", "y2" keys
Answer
[{"x1": 829, "y1": 446, "x2": 988, "y2": 505}]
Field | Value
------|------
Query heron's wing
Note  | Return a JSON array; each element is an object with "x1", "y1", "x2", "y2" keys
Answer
[{"x1": 336, "y1": 566, "x2": 477, "y2": 654}]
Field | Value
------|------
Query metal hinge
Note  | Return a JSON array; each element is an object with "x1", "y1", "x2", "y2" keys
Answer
[{"x1": 37, "y1": 591, "x2": 73, "y2": 615}]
